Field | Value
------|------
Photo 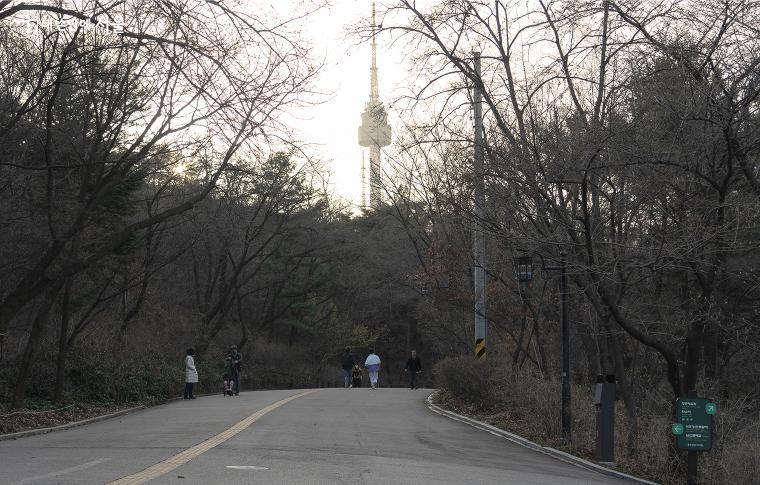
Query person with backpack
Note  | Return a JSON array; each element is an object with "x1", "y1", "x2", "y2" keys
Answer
[
  {"x1": 404, "y1": 349, "x2": 422, "y2": 390},
  {"x1": 340, "y1": 347, "x2": 355, "y2": 388}
]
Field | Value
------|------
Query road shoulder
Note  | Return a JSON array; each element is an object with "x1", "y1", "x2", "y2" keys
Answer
[
  {"x1": 0, "y1": 405, "x2": 145, "y2": 441},
  {"x1": 426, "y1": 391, "x2": 659, "y2": 485}
]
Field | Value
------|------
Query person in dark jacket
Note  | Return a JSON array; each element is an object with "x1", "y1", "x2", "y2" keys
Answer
[
  {"x1": 228, "y1": 345, "x2": 242, "y2": 395},
  {"x1": 340, "y1": 347, "x2": 355, "y2": 388},
  {"x1": 404, "y1": 350, "x2": 422, "y2": 390}
]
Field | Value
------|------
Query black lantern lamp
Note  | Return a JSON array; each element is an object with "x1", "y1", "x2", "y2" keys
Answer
[
  {"x1": 537, "y1": 198, "x2": 548, "y2": 218},
  {"x1": 517, "y1": 255, "x2": 533, "y2": 283}
]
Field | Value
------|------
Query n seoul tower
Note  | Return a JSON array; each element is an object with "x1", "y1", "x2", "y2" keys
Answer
[{"x1": 358, "y1": 2, "x2": 391, "y2": 210}]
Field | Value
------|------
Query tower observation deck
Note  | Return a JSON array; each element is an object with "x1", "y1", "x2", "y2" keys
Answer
[{"x1": 358, "y1": 2, "x2": 391, "y2": 210}]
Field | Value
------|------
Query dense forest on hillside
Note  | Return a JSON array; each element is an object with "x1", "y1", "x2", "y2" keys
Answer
[{"x1": 1, "y1": 1, "x2": 759, "y2": 483}]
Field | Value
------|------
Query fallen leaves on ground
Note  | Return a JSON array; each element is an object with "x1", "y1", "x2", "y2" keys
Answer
[{"x1": 0, "y1": 403, "x2": 137, "y2": 435}]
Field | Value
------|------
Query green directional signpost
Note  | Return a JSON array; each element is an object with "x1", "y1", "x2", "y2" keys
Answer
[
  {"x1": 672, "y1": 395, "x2": 716, "y2": 484},
  {"x1": 676, "y1": 397, "x2": 714, "y2": 451}
]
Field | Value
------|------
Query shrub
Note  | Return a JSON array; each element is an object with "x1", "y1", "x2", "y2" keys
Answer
[
  {"x1": 433, "y1": 355, "x2": 760, "y2": 484},
  {"x1": 434, "y1": 355, "x2": 498, "y2": 406},
  {"x1": 66, "y1": 343, "x2": 181, "y2": 404}
]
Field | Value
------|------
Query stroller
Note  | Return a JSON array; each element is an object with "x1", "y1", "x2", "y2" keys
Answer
[
  {"x1": 222, "y1": 357, "x2": 234, "y2": 396},
  {"x1": 351, "y1": 364, "x2": 363, "y2": 388},
  {"x1": 222, "y1": 375, "x2": 234, "y2": 396}
]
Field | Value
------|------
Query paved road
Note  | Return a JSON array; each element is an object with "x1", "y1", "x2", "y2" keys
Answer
[{"x1": 0, "y1": 388, "x2": 626, "y2": 484}]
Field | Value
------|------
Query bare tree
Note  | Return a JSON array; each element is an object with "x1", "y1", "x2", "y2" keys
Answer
[
  {"x1": 374, "y1": 0, "x2": 760, "y2": 458},
  {"x1": 0, "y1": 0, "x2": 320, "y2": 407}
]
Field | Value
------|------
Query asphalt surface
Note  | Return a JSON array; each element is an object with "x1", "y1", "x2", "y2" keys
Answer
[{"x1": 0, "y1": 388, "x2": 627, "y2": 484}]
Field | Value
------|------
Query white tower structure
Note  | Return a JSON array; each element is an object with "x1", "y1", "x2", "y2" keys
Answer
[{"x1": 358, "y1": 2, "x2": 391, "y2": 210}]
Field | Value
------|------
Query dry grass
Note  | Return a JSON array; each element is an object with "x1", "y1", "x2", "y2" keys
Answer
[
  {"x1": 434, "y1": 356, "x2": 760, "y2": 484},
  {"x1": 0, "y1": 402, "x2": 137, "y2": 435}
]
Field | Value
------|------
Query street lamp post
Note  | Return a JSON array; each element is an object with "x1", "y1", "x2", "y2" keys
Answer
[
  {"x1": 528, "y1": 249, "x2": 571, "y2": 446},
  {"x1": 559, "y1": 249, "x2": 570, "y2": 446},
  {"x1": 516, "y1": 255, "x2": 533, "y2": 368}
]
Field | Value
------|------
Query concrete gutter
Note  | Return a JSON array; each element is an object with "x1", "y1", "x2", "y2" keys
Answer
[
  {"x1": 0, "y1": 405, "x2": 145, "y2": 441},
  {"x1": 426, "y1": 392, "x2": 659, "y2": 485}
]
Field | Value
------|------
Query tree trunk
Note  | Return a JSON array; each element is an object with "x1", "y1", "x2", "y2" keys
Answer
[
  {"x1": 703, "y1": 323, "x2": 717, "y2": 380},
  {"x1": 683, "y1": 319, "x2": 704, "y2": 395},
  {"x1": 53, "y1": 279, "x2": 73, "y2": 403},
  {"x1": 11, "y1": 294, "x2": 56, "y2": 409},
  {"x1": 608, "y1": 327, "x2": 638, "y2": 455}
]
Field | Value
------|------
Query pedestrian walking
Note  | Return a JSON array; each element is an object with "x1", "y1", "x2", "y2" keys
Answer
[
  {"x1": 228, "y1": 345, "x2": 242, "y2": 395},
  {"x1": 404, "y1": 350, "x2": 422, "y2": 389},
  {"x1": 184, "y1": 348, "x2": 198, "y2": 399},
  {"x1": 365, "y1": 349, "x2": 381, "y2": 389},
  {"x1": 340, "y1": 347, "x2": 355, "y2": 388}
]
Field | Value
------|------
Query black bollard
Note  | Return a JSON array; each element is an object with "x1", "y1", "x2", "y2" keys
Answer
[{"x1": 594, "y1": 374, "x2": 616, "y2": 463}]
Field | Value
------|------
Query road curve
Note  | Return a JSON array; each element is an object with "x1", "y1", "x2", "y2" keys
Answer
[{"x1": 0, "y1": 388, "x2": 625, "y2": 484}]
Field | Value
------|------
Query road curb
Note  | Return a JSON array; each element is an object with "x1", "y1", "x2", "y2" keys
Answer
[
  {"x1": 0, "y1": 405, "x2": 145, "y2": 442},
  {"x1": 425, "y1": 392, "x2": 658, "y2": 485},
  {"x1": 0, "y1": 390, "x2": 277, "y2": 442}
]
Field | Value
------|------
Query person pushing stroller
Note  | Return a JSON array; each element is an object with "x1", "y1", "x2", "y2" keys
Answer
[{"x1": 228, "y1": 345, "x2": 242, "y2": 395}]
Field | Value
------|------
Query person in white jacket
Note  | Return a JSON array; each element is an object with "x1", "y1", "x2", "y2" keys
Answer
[
  {"x1": 184, "y1": 348, "x2": 198, "y2": 399},
  {"x1": 364, "y1": 349, "x2": 381, "y2": 389}
]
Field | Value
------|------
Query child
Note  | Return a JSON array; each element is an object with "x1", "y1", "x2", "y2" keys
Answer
[
  {"x1": 351, "y1": 364, "x2": 363, "y2": 388},
  {"x1": 222, "y1": 356, "x2": 234, "y2": 396}
]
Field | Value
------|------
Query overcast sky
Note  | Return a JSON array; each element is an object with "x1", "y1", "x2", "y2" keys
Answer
[
  {"x1": 284, "y1": 0, "x2": 408, "y2": 208},
  {"x1": 19, "y1": 1, "x2": 410, "y2": 207}
]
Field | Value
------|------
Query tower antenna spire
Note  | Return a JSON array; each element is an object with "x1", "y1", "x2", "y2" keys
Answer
[
  {"x1": 358, "y1": 1, "x2": 392, "y2": 210},
  {"x1": 370, "y1": 2, "x2": 378, "y2": 102}
]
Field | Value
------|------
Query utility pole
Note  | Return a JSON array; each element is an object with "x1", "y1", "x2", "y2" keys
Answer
[
  {"x1": 472, "y1": 52, "x2": 486, "y2": 359},
  {"x1": 560, "y1": 249, "x2": 571, "y2": 445}
]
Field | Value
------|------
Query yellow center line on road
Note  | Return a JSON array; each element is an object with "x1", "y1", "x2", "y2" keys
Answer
[{"x1": 107, "y1": 389, "x2": 320, "y2": 485}]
